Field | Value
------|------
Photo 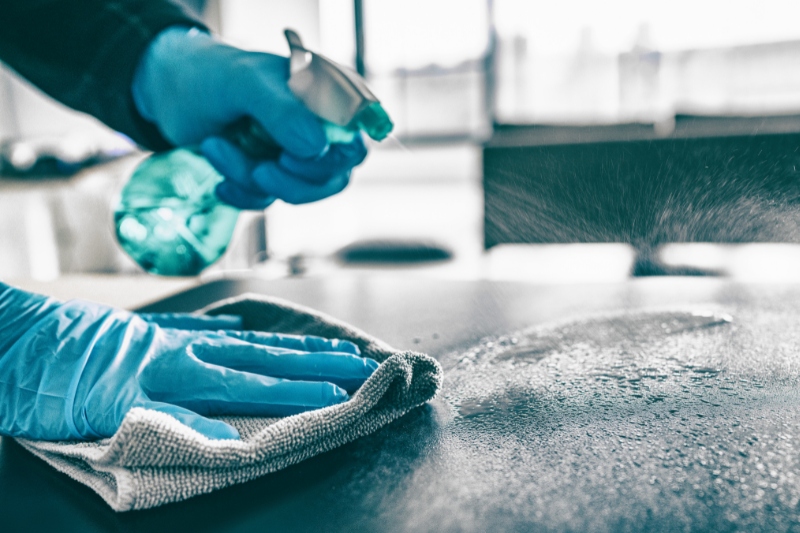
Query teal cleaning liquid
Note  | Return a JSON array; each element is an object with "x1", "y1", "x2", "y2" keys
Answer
[
  {"x1": 115, "y1": 148, "x2": 237, "y2": 277},
  {"x1": 115, "y1": 105, "x2": 393, "y2": 277}
]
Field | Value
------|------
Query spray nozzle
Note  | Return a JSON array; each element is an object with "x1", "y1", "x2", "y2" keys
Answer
[
  {"x1": 225, "y1": 30, "x2": 393, "y2": 160},
  {"x1": 284, "y1": 29, "x2": 393, "y2": 141}
]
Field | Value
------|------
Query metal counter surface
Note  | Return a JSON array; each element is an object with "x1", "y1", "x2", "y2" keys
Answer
[{"x1": 2, "y1": 275, "x2": 799, "y2": 532}]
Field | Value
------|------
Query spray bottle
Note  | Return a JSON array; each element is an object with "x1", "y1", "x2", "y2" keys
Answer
[{"x1": 114, "y1": 29, "x2": 393, "y2": 276}]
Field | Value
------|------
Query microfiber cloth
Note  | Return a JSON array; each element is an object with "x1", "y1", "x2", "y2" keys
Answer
[{"x1": 15, "y1": 294, "x2": 442, "y2": 512}]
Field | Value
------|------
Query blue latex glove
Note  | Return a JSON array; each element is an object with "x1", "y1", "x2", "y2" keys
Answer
[
  {"x1": 137, "y1": 312, "x2": 244, "y2": 331},
  {"x1": 132, "y1": 27, "x2": 368, "y2": 210},
  {"x1": 0, "y1": 284, "x2": 379, "y2": 441}
]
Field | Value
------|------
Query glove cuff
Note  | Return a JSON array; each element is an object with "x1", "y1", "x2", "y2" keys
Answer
[
  {"x1": 0, "y1": 284, "x2": 60, "y2": 357},
  {"x1": 132, "y1": 26, "x2": 215, "y2": 136}
]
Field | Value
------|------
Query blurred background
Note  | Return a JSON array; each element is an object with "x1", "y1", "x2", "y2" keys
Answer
[{"x1": 5, "y1": 0, "x2": 800, "y2": 289}]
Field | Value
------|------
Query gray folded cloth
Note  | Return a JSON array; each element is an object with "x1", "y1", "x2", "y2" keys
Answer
[{"x1": 16, "y1": 294, "x2": 442, "y2": 512}]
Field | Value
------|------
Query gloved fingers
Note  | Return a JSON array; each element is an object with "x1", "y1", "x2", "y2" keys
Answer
[
  {"x1": 221, "y1": 330, "x2": 361, "y2": 355},
  {"x1": 203, "y1": 136, "x2": 353, "y2": 205},
  {"x1": 138, "y1": 313, "x2": 243, "y2": 331},
  {"x1": 203, "y1": 132, "x2": 366, "y2": 185},
  {"x1": 201, "y1": 136, "x2": 256, "y2": 184},
  {"x1": 276, "y1": 136, "x2": 368, "y2": 184},
  {"x1": 193, "y1": 341, "x2": 378, "y2": 392},
  {"x1": 202, "y1": 137, "x2": 276, "y2": 210},
  {"x1": 252, "y1": 165, "x2": 351, "y2": 205},
  {"x1": 152, "y1": 362, "x2": 350, "y2": 417},
  {"x1": 216, "y1": 180, "x2": 276, "y2": 210},
  {"x1": 142, "y1": 401, "x2": 241, "y2": 440}
]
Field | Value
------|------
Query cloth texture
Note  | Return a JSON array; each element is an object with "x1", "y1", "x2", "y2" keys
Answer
[
  {"x1": 15, "y1": 294, "x2": 442, "y2": 512},
  {"x1": 0, "y1": 0, "x2": 204, "y2": 150}
]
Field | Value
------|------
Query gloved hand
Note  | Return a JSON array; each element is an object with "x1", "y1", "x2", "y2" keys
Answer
[
  {"x1": 132, "y1": 26, "x2": 368, "y2": 210},
  {"x1": 0, "y1": 283, "x2": 379, "y2": 441}
]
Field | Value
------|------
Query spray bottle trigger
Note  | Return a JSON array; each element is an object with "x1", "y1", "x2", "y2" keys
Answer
[{"x1": 285, "y1": 29, "x2": 305, "y2": 53}]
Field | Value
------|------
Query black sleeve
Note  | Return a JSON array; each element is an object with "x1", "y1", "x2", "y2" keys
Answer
[{"x1": 0, "y1": 0, "x2": 207, "y2": 150}]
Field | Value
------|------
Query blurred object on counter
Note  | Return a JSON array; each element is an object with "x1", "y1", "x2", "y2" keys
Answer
[
  {"x1": 0, "y1": 135, "x2": 134, "y2": 179},
  {"x1": 336, "y1": 238, "x2": 452, "y2": 264}
]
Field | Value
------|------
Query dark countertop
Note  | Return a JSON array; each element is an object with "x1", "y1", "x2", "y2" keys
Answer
[{"x1": 3, "y1": 275, "x2": 800, "y2": 532}]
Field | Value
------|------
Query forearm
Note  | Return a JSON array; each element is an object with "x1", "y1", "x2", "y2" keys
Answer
[{"x1": 0, "y1": 0, "x2": 205, "y2": 150}]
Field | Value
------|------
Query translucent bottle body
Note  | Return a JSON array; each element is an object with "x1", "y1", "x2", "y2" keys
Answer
[{"x1": 114, "y1": 148, "x2": 238, "y2": 276}]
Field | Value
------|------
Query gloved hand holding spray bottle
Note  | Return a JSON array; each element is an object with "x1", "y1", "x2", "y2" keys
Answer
[{"x1": 116, "y1": 29, "x2": 393, "y2": 276}]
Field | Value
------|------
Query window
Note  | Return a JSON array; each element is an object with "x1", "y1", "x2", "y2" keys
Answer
[{"x1": 493, "y1": 0, "x2": 800, "y2": 124}]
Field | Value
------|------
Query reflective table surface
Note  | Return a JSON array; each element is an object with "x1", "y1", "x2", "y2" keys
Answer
[{"x1": 3, "y1": 275, "x2": 800, "y2": 532}]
